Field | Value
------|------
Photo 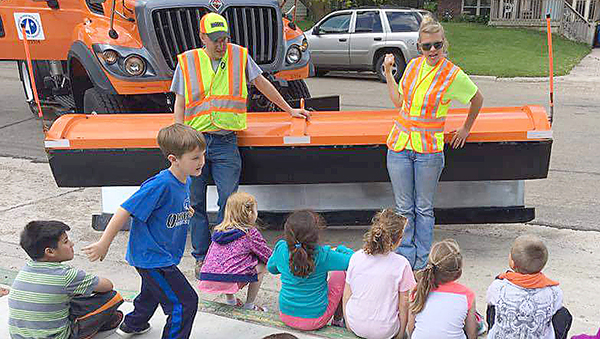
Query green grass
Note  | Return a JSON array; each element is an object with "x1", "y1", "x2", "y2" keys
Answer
[{"x1": 443, "y1": 23, "x2": 591, "y2": 77}]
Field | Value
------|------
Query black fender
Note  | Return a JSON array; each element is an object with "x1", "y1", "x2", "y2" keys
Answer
[{"x1": 67, "y1": 41, "x2": 117, "y2": 95}]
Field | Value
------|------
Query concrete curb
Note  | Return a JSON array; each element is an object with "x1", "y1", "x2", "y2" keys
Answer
[{"x1": 0, "y1": 268, "x2": 359, "y2": 339}]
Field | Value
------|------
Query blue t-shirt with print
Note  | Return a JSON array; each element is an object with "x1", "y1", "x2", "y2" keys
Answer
[{"x1": 121, "y1": 169, "x2": 192, "y2": 269}]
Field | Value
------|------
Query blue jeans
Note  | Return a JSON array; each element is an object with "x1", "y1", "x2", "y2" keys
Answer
[
  {"x1": 387, "y1": 149, "x2": 444, "y2": 270},
  {"x1": 190, "y1": 133, "x2": 241, "y2": 261}
]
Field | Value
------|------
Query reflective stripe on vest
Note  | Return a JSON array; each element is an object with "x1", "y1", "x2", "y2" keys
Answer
[
  {"x1": 178, "y1": 43, "x2": 248, "y2": 131},
  {"x1": 387, "y1": 56, "x2": 460, "y2": 153}
]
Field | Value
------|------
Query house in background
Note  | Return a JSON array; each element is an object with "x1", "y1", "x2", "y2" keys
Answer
[
  {"x1": 280, "y1": 0, "x2": 308, "y2": 19},
  {"x1": 438, "y1": 0, "x2": 598, "y2": 44},
  {"x1": 438, "y1": 0, "x2": 492, "y2": 18}
]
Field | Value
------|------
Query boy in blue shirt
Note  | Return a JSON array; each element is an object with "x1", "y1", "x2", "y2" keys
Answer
[{"x1": 83, "y1": 123, "x2": 206, "y2": 338}]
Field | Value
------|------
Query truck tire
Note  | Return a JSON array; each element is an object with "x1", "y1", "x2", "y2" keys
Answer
[
  {"x1": 287, "y1": 79, "x2": 311, "y2": 101},
  {"x1": 83, "y1": 87, "x2": 127, "y2": 114},
  {"x1": 375, "y1": 51, "x2": 406, "y2": 83}
]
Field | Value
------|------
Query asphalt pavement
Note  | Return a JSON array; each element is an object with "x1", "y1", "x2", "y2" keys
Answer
[{"x1": 0, "y1": 50, "x2": 599, "y2": 337}]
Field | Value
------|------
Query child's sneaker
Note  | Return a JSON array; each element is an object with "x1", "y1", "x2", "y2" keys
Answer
[
  {"x1": 331, "y1": 317, "x2": 345, "y2": 328},
  {"x1": 99, "y1": 310, "x2": 124, "y2": 332},
  {"x1": 116, "y1": 322, "x2": 151, "y2": 337},
  {"x1": 475, "y1": 311, "x2": 487, "y2": 336}
]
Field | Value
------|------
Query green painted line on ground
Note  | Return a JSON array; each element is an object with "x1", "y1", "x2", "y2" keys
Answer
[{"x1": 0, "y1": 267, "x2": 358, "y2": 338}]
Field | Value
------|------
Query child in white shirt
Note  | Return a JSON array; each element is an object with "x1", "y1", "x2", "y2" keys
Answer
[
  {"x1": 408, "y1": 239, "x2": 479, "y2": 339},
  {"x1": 343, "y1": 209, "x2": 416, "y2": 339},
  {"x1": 486, "y1": 234, "x2": 571, "y2": 339}
]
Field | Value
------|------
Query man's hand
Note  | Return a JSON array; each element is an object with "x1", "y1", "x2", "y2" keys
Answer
[
  {"x1": 82, "y1": 240, "x2": 110, "y2": 262},
  {"x1": 289, "y1": 108, "x2": 310, "y2": 120},
  {"x1": 450, "y1": 126, "x2": 470, "y2": 148}
]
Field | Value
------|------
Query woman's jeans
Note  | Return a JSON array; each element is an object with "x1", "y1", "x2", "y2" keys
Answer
[
  {"x1": 190, "y1": 132, "x2": 241, "y2": 261},
  {"x1": 387, "y1": 149, "x2": 444, "y2": 270}
]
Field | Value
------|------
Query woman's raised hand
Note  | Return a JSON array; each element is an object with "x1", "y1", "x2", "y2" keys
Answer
[{"x1": 383, "y1": 53, "x2": 395, "y2": 73}]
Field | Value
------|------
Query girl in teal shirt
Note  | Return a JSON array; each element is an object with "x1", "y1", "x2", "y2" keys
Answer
[{"x1": 267, "y1": 210, "x2": 353, "y2": 331}]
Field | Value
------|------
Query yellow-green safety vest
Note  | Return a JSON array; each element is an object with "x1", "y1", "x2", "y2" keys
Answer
[
  {"x1": 387, "y1": 56, "x2": 460, "y2": 153},
  {"x1": 177, "y1": 43, "x2": 248, "y2": 131}
]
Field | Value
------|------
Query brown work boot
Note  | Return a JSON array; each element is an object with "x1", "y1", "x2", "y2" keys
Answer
[{"x1": 195, "y1": 260, "x2": 204, "y2": 279}]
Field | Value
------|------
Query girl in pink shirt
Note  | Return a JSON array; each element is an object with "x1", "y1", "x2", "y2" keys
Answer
[
  {"x1": 343, "y1": 209, "x2": 417, "y2": 339},
  {"x1": 408, "y1": 239, "x2": 478, "y2": 339},
  {"x1": 198, "y1": 192, "x2": 272, "y2": 311}
]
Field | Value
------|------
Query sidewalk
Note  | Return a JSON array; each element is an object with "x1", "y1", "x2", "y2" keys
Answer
[{"x1": 0, "y1": 296, "x2": 325, "y2": 339}]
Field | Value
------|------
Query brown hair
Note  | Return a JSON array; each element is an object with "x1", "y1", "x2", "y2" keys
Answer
[
  {"x1": 511, "y1": 234, "x2": 548, "y2": 274},
  {"x1": 262, "y1": 334, "x2": 299, "y2": 339},
  {"x1": 418, "y1": 15, "x2": 449, "y2": 53},
  {"x1": 157, "y1": 123, "x2": 206, "y2": 158},
  {"x1": 214, "y1": 192, "x2": 258, "y2": 232},
  {"x1": 410, "y1": 239, "x2": 462, "y2": 314},
  {"x1": 363, "y1": 209, "x2": 407, "y2": 255},
  {"x1": 284, "y1": 210, "x2": 324, "y2": 277}
]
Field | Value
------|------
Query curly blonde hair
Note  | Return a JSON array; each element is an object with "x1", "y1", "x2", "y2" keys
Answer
[
  {"x1": 214, "y1": 192, "x2": 258, "y2": 232},
  {"x1": 363, "y1": 209, "x2": 407, "y2": 255}
]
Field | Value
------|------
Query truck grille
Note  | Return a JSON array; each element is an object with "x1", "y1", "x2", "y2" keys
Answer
[
  {"x1": 85, "y1": 0, "x2": 104, "y2": 15},
  {"x1": 152, "y1": 7, "x2": 279, "y2": 70}
]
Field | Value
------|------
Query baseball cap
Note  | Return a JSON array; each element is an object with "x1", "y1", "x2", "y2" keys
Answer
[{"x1": 199, "y1": 12, "x2": 230, "y2": 42}]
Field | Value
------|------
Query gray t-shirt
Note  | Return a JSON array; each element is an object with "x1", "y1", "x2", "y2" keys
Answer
[{"x1": 170, "y1": 52, "x2": 262, "y2": 97}]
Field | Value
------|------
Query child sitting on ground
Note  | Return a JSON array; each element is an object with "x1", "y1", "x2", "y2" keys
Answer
[
  {"x1": 267, "y1": 210, "x2": 354, "y2": 331},
  {"x1": 408, "y1": 239, "x2": 479, "y2": 339},
  {"x1": 486, "y1": 234, "x2": 571, "y2": 339},
  {"x1": 343, "y1": 209, "x2": 416, "y2": 339},
  {"x1": 83, "y1": 123, "x2": 206, "y2": 338},
  {"x1": 198, "y1": 192, "x2": 272, "y2": 311},
  {"x1": 9, "y1": 221, "x2": 123, "y2": 339}
]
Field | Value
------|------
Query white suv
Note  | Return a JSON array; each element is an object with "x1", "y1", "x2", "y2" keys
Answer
[{"x1": 305, "y1": 7, "x2": 428, "y2": 82}]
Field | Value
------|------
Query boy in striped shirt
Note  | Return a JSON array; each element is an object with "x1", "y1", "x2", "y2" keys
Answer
[{"x1": 8, "y1": 220, "x2": 123, "y2": 339}]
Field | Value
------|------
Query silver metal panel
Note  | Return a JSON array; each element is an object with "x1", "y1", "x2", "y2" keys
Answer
[{"x1": 205, "y1": 180, "x2": 525, "y2": 212}]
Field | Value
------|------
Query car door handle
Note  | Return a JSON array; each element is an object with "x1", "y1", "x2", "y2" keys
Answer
[
  {"x1": 374, "y1": 37, "x2": 382, "y2": 41},
  {"x1": 339, "y1": 38, "x2": 347, "y2": 42}
]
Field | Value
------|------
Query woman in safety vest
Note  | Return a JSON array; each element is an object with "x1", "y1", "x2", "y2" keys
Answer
[{"x1": 384, "y1": 15, "x2": 484, "y2": 270}]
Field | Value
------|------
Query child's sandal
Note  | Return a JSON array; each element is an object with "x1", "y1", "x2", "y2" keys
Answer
[{"x1": 249, "y1": 305, "x2": 268, "y2": 312}]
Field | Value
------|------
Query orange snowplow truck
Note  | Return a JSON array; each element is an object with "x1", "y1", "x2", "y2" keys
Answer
[{"x1": 0, "y1": 0, "x2": 311, "y2": 114}]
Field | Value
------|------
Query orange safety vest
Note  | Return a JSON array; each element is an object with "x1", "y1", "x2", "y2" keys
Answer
[
  {"x1": 177, "y1": 43, "x2": 248, "y2": 131},
  {"x1": 387, "y1": 56, "x2": 460, "y2": 153}
]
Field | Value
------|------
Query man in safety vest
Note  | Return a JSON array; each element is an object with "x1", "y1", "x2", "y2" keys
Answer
[{"x1": 171, "y1": 12, "x2": 309, "y2": 278}]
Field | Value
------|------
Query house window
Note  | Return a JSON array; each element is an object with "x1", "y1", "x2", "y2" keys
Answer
[{"x1": 463, "y1": 0, "x2": 491, "y2": 16}]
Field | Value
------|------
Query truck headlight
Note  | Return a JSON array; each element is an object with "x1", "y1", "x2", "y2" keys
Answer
[
  {"x1": 124, "y1": 55, "x2": 146, "y2": 76},
  {"x1": 286, "y1": 45, "x2": 302, "y2": 64},
  {"x1": 100, "y1": 50, "x2": 118, "y2": 65}
]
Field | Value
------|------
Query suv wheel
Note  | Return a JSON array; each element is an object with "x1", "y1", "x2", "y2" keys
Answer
[
  {"x1": 315, "y1": 68, "x2": 329, "y2": 77},
  {"x1": 375, "y1": 51, "x2": 406, "y2": 83}
]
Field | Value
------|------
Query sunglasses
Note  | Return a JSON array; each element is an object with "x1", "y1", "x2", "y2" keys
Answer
[{"x1": 420, "y1": 41, "x2": 444, "y2": 51}]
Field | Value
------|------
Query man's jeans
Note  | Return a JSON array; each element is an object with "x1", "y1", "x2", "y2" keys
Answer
[
  {"x1": 190, "y1": 133, "x2": 241, "y2": 261},
  {"x1": 387, "y1": 149, "x2": 444, "y2": 270}
]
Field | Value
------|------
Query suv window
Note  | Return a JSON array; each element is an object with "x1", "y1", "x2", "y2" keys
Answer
[
  {"x1": 318, "y1": 13, "x2": 352, "y2": 34},
  {"x1": 354, "y1": 11, "x2": 383, "y2": 33},
  {"x1": 385, "y1": 11, "x2": 420, "y2": 32}
]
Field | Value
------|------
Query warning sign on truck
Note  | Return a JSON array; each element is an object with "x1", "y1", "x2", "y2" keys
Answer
[{"x1": 14, "y1": 13, "x2": 46, "y2": 40}]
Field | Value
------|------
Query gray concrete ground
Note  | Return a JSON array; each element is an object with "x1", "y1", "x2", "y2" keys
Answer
[{"x1": 0, "y1": 49, "x2": 599, "y2": 338}]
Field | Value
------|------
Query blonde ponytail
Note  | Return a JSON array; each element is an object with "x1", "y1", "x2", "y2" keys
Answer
[{"x1": 410, "y1": 239, "x2": 463, "y2": 313}]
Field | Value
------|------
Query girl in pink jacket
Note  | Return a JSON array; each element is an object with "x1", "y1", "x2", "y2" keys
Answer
[{"x1": 198, "y1": 192, "x2": 272, "y2": 311}]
